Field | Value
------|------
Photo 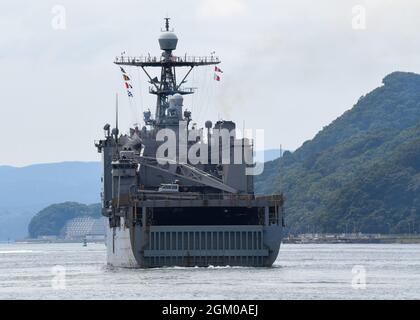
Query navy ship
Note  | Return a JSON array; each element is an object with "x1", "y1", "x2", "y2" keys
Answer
[{"x1": 95, "y1": 18, "x2": 284, "y2": 267}]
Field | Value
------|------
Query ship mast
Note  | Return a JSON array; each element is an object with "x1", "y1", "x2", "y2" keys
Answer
[{"x1": 114, "y1": 18, "x2": 220, "y2": 128}]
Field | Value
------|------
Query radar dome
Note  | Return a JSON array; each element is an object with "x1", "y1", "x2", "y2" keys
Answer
[
  {"x1": 205, "y1": 120, "x2": 213, "y2": 129},
  {"x1": 159, "y1": 32, "x2": 178, "y2": 51},
  {"x1": 169, "y1": 93, "x2": 183, "y2": 106}
]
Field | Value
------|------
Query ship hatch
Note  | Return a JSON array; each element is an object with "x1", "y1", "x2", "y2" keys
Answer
[{"x1": 149, "y1": 207, "x2": 263, "y2": 226}]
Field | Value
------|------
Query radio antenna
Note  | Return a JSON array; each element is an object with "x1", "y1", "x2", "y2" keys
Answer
[{"x1": 115, "y1": 93, "x2": 119, "y2": 143}]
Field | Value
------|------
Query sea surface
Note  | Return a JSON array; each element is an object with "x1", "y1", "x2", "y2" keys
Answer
[{"x1": 0, "y1": 242, "x2": 419, "y2": 299}]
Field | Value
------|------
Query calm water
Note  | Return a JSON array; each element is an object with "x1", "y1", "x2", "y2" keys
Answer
[{"x1": 0, "y1": 242, "x2": 419, "y2": 299}]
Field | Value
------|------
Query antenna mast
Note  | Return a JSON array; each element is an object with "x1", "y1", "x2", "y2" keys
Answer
[
  {"x1": 164, "y1": 17, "x2": 170, "y2": 31},
  {"x1": 115, "y1": 93, "x2": 119, "y2": 143},
  {"x1": 114, "y1": 18, "x2": 220, "y2": 128}
]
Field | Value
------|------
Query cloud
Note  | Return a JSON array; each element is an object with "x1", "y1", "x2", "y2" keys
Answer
[
  {"x1": 2, "y1": 0, "x2": 420, "y2": 166},
  {"x1": 196, "y1": 0, "x2": 247, "y2": 19}
]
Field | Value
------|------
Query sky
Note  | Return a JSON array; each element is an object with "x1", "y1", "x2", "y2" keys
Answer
[{"x1": 1, "y1": 0, "x2": 420, "y2": 166}]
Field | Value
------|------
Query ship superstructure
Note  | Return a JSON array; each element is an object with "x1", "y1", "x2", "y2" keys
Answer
[{"x1": 95, "y1": 18, "x2": 284, "y2": 267}]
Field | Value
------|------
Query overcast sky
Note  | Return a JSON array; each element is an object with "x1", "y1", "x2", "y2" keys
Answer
[{"x1": 1, "y1": 0, "x2": 420, "y2": 166}]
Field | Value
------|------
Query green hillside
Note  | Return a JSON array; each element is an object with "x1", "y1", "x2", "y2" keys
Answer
[
  {"x1": 255, "y1": 72, "x2": 420, "y2": 234},
  {"x1": 28, "y1": 202, "x2": 101, "y2": 238}
]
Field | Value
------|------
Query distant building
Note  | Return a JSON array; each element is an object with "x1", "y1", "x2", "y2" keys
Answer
[
  {"x1": 37, "y1": 235, "x2": 58, "y2": 241},
  {"x1": 61, "y1": 217, "x2": 105, "y2": 241}
]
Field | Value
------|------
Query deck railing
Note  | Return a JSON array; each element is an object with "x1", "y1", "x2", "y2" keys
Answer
[
  {"x1": 115, "y1": 55, "x2": 220, "y2": 64},
  {"x1": 132, "y1": 192, "x2": 283, "y2": 202}
]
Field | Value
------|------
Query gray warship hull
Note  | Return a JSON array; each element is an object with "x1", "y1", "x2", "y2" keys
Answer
[
  {"x1": 104, "y1": 195, "x2": 283, "y2": 268},
  {"x1": 106, "y1": 224, "x2": 283, "y2": 268}
]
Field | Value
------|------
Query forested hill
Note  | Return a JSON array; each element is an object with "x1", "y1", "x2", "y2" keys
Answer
[
  {"x1": 28, "y1": 202, "x2": 101, "y2": 238},
  {"x1": 255, "y1": 72, "x2": 420, "y2": 234},
  {"x1": 0, "y1": 162, "x2": 101, "y2": 240}
]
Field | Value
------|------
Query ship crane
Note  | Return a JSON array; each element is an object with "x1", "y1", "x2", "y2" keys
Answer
[{"x1": 124, "y1": 155, "x2": 238, "y2": 193}]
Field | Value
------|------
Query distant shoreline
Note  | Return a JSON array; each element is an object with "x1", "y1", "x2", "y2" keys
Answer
[
  {"x1": 9, "y1": 239, "x2": 104, "y2": 245},
  {"x1": 4, "y1": 234, "x2": 420, "y2": 245},
  {"x1": 283, "y1": 234, "x2": 420, "y2": 244}
]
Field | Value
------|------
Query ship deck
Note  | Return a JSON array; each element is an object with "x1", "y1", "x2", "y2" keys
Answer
[{"x1": 119, "y1": 193, "x2": 283, "y2": 208}]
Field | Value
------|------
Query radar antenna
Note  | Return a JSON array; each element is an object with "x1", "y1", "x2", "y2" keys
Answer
[
  {"x1": 114, "y1": 18, "x2": 220, "y2": 128},
  {"x1": 115, "y1": 93, "x2": 119, "y2": 143},
  {"x1": 164, "y1": 17, "x2": 170, "y2": 31}
]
